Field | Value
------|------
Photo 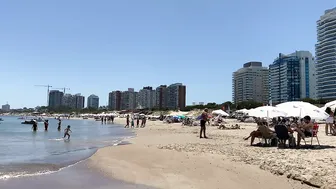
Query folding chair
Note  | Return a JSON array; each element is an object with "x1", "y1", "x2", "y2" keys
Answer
[{"x1": 303, "y1": 123, "x2": 320, "y2": 146}]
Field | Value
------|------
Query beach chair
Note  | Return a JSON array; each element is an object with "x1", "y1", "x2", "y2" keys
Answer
[
  {"x1": 274, "y1": 124, "x2": 290, "y2": 147},
  {"x1": 302, "y1": 123, "x2": 320, "y2": 146}
]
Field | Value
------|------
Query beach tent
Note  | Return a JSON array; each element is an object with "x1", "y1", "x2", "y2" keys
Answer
[
  {"x1": 247, "y1": 106, "x2": 287, "y2": 118},
  {"x1": 212, "y1": 109, "x2": 229, "y2": 116},
  {"x1": 276, "y1": 101, "x2": 328, "y2": 120}
]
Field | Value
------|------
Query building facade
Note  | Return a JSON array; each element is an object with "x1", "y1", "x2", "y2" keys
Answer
[
  {"x1": 166, "y1": 83, "x2": 186, "y2": 110},
  {"x1": 1, "y1": 103, "x2": 10, "y2": 112},
  {"x1": 155, "y1": 85, "x2": 167, "y2": 109},
  {"x1": 269, "y1": 51, "x2": 317, "y2": 104},
  {"x1": 108, "y1": 91, "x2": 121, "y2": 110},
  {"x1": 120, "y1": 89, "x2": 137, "y2": 110},
  {"x1": 87, "y1": 94, "x2": 99, "y2": 109},
  {"x1": 316, "y1": 7, "x2": 336, "y2": 99},
  {"x1": 48, "y1": 90, "x2": 64, "y2": 108},
  {"x1": 137, "y1": 86, "x2": 156, "y2": 109},
  {"x1": 74, "y1": 94, "x2": 85, "y2": 109},
  {"x1": 232, "y1": 62, "x2": 269, "y2": 104}
]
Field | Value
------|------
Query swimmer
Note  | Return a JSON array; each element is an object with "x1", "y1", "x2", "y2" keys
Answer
[{"x1": 63, "y1": 125, "x2": 72, "y2": 139}]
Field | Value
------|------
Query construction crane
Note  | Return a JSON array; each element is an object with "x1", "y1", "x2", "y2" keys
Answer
[
  {"x1": 53, "y1": 87, "x2": 70, "y2": 94},
  {"x1": 34, "y1": 84, "x2": 52, "y2": 106}
]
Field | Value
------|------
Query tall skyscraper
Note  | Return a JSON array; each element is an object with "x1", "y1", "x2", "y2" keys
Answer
[
  {"x1": 62, "y1": 94, "x2": 76, "y2": 108},
  {"x1": 269, "y1": 51, "x2": 317, "y2": 104},
  {"x1": 48, "y1": 90, "x2": 64, "y2": 108},
  {"x1": 156, "y1": 85, "x2": 167, "y2": 109},
  {"x1": 232, "y1": 62, "x2": 269, "y2": 104},
  {"x1": 316, "y1": 7, "x2": 336, "y2": 99},
  {"x1": 108, "y1": 91, "x2": 121, "y2": 110},
  {"x1": 87, "y1": 94, "x2": 99, "y2": 109},
  {"x1": 166, "y1": 83, "x2": 186, "y2": 110}
]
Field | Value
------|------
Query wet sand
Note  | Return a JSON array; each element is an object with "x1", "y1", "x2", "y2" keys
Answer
[
  {"x1": 0, "y1": 160, "x2": 154, "y2": 189},
  {"x1": 89, "y1": 118, "x2": 314, "y2": 189}
]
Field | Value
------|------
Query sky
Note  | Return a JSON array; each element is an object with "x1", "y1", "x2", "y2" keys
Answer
[{"x1": 1, "y1": 0, "x2": 335, "y2": 109}]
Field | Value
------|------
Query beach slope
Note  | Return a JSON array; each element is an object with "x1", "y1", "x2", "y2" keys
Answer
[{"x1": 89, "y1": 119, "x2": 310, "y2": 189}]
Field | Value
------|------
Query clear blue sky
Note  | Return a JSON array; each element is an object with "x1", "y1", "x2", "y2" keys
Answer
[{"x1": 1, "y1": 0, "x2": 335, "y2": 108}]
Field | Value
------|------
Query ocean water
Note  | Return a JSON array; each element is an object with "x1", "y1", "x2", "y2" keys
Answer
[{"x1": 0, "y1": 116, "x2": 133, "y2": 180}]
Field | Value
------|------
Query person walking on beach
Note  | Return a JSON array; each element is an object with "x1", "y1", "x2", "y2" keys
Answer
[
  {"x1": 44, "y1": 120, "x2": 49, "y2": 131},
  {"x1": 111, "y1": 115, "x2": 114, "y2": 124},
  {"x1": 125, "y1": 114, "x2": 130, "y2": 128},
  {"x1": 136, "y1": 117, "x2": 140, "y2": 128},
  {"x1": 57, "y1": 118, "x2": 62, "y2": 131},
  {"x1": 200, "y1": 109, "x2": 208, "y2": 138}
]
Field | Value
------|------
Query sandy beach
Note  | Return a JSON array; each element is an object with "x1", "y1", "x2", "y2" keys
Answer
[{"x1": 87, "y1": 118, "x2": 336, "y2": 189}]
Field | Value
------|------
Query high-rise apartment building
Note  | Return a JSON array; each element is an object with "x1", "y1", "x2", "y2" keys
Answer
[
  {"x1": 232, "y1": 62, "x2": 269, "y2": 104},
  {"x1": 269, "y1": 51, "x2": 317, "y2": 104},
  {"x1": 62, "y1": 93, "x2": 85, "y2": 109},
  {"x1": 166, "y1": 83, "x2": 186, "y2": 110},
  {"x1": 108, "y1": 91, "x2": 121, "y2": 110},
  {"x1": 155, "y1": 85, "x2": 167, "y2": 109},
  {"x1": 87, "y1": 94, "x2": 99, "y2": 109},
  {"x1": 48, "y1": 90, "x2": 64, "y2": 108},
  {"x1": 1, "y1": 103, "x2": 10, "y2": 112},
  {"x1": 74, "y1": 94, "x2": 85, "y2": 109},
  {"x1": 121, "y1": 89, "x2": 137, "y2": 110},
  {"x1": 316, "y1": 7, "x2": 336, "y2": 99},
  {"x1": 137, "y1": 86, "x2": 156, "y2": 109}
]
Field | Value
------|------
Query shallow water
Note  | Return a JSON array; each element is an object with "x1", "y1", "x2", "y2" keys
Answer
[{"x1": 0, "y1": 116, "x2": 133, "y2": 179}]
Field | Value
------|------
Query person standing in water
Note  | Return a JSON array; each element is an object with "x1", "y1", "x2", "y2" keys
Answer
[
  {"x1": 44, "y1": 120, "x2": 49, "y2": 131},
  {"x1": 125, "y1": 114, "x2": 130, "y2": 128},
  {"x1": 200, "y1": 108, "x2": 208, "y2": 138},
  {"x1": 63, "y1": 125, "x2": 72, "y2": 139},
  {"x1": 57, "y1": 118, "x2": 62, "y2": 131},
  {"x1": 32, "y1": 120, "x2": 38, "y2": 132}
]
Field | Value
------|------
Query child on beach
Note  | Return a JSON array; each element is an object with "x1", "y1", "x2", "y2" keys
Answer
[{"x1": 63, "y1": 125, "x2": 72, "y2": 139}]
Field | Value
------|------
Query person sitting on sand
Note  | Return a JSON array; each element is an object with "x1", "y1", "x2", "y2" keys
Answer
[
  {"x1": 64, "y1": 125, "x2": 72, "y2": 139},
  {"x1": 244, "y1": 121, "x2": 274, "y2": 145},
  {"x1": 295, "y1": 115, "x2": 313, "y2": 147}
]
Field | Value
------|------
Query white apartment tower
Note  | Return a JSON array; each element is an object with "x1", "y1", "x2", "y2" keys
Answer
[
  {"x1": 316, "y1": 7, "x2": 336, "y2": 99},
  {"x1": 232, "y1": 62, "x2": 269, "y2": 105}
]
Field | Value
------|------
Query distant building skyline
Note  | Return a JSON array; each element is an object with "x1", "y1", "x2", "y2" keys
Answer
[{"x1": 48, "y1": 90, "x2": 64, "y2": 108}]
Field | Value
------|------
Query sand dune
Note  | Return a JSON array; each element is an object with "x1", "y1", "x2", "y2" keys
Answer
[{"x1": 88, "y1": 118, "x2": 335, "y2": 189}]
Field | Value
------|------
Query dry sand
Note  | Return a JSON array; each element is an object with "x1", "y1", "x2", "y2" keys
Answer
[{"x1": 88, "y1": 118, "x2": 336, "y2": 189}]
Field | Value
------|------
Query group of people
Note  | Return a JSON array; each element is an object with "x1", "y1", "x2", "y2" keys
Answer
[
  {"x1": 100, "y1": 116, "x2": 115, "y2": 124},
  {"x1": 125, "y1": 114, "x2": 147, "y2": 128},
  {"x1": 244, "y1": 116, "x2": 315, "y2": 147},
  {"x1": 31, "y1": 118, "x2": 72, "y2": 139}
]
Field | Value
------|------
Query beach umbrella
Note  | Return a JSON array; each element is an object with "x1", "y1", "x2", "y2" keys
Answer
[
  {"x1": 276, "y1": 101, "x2": 328, "y2": 120},
  {"x1": 212, "y1": 109, "x2": 229, "y2": 116},
  {"x1": 247, "y1": 106, "x2": 287, "y2": 118}
]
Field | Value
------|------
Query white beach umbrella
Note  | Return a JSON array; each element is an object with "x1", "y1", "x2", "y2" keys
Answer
[
  {"x1": 247, "y1": 106, "x2": 287, "y2": 118},
  {"x1": 276, "y1": 101, "x2": 328, "y2": 120},
  {"x1": 212, "y1": 109, "x2": 229, "y2": 116}
]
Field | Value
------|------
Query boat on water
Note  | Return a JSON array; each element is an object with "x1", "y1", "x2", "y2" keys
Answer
[
  {"x1": 21, "y1": 119, "x2": 36, "y2": 124},
  {"x1": 17, "y1": 117, "x2": 25, "y2": 120},
  {"x1": 0, "y1": 118, "x2": 3, "y2": 121}
]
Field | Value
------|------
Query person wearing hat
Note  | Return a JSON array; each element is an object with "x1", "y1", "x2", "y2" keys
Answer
[{"x1": 200, "y1": 108, "x2": 209, "y2": 138}]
